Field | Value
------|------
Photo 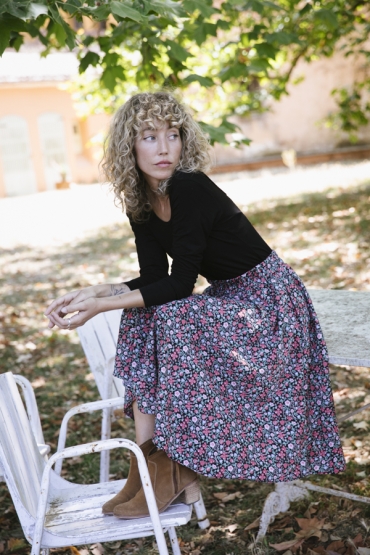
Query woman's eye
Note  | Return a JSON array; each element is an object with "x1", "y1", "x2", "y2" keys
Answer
[
  {"x1": 169, "y1": 133, "x2": 179, "y2": 139},
  {"x1": 143, "y1": 135, "x2": 155, "y2": 141}
]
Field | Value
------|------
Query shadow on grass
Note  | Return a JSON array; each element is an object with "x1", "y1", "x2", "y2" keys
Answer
[{"x1": 0, "y1": 183, "x2": 369, "y2": 554}]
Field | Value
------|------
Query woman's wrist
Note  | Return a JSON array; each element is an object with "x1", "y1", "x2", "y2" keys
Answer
[
  {"x1": 97, "y1": 288, "x2": 145, "y2": 312},
  {"x1": 109, "y1": 283, "x2": 131, "y2": 296},
  {"x1": 92, "y1": 283, "x2": 130, "y2": 298}
]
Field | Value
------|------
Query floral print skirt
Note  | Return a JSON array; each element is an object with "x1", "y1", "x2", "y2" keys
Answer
[{"x1": 114, "y1": 251, "x2": 345, "y2": 482}]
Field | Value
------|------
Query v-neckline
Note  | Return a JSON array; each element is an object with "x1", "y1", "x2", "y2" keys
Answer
[{"x1": 152, "y1": 210, "x2": 172, "y2": 223}]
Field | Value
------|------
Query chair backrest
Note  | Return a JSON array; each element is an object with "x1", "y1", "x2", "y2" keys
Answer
[
  {"x1": 0, "y1": 372, "x2": 45, "y2": 518},
  {"x1": 77, "y1": 309, "x2": 125, "y2": 399},
  {"x1": 14, "y1": 374, "x2": 45, "y2": 446}
]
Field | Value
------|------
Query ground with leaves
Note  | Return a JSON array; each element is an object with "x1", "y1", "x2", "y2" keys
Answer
[{"x1": 0, "y1": 168, "x2": 370, "y2": 555}]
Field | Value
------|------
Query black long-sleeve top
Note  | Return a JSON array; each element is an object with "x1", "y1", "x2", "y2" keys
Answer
[{"x1": 125, "y1": 171, "x2": 272, "y2": 307}]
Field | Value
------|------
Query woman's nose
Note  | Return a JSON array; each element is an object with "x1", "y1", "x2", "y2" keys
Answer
[{"x1": 157, "y1": 135, "x2": 168, "y2": 154}]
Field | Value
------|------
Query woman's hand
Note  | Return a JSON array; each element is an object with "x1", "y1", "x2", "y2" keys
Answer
[
  {"x1": 45, "y1": 286, "x2": 98, "y2": 329},
  {"x1": 47, "y1": 297, "x2": 102, "y2": 331}
]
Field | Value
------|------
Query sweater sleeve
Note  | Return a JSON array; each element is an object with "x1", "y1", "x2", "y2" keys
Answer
[
  {"x1": 124, "y1": 218, "x2": 169, "y2": 292},
  {"x1": 138, "y1": 174, "x2": 214, "y2": 306}
]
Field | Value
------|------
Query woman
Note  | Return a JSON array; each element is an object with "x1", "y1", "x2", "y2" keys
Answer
[{"x1": 45, "y1": 91, "x2": 345, "y2": 520}]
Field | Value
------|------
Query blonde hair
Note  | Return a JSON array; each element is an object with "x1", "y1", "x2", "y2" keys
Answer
[{"x1": 101, "y1": 91, "x2": 211, "y2": 222}]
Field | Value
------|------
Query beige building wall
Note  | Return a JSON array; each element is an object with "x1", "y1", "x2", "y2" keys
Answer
[
  {"x1": 213, "y1": 50, "x2": 370, "y2": 164},
  {"x1": 0, "y1": 82, "x2": 108, "y2": 197}
]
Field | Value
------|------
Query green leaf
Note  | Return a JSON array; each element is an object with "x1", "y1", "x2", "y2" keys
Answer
[
  {"x1": 143, "y1": 0, "x2": 186, "y2": 18},
  {"x1": 83, "y1": 5, "x2": 111, "y2": 19},
  {"x1": 299, "y1": 3, "x2": 312, "y2": 16},
  {"x1": 101, "y1": 65, "x2": 125, "y2": 91},
  {"x1": 165, "y1": 39, "x2": 192, "y2": 62},
  {"x1": 4, "y1": 2, "x2": 28, "y2": 19},
  {"x1": 63, "y1": 23, "x2": 76, "y2": 49},
  {"x1": 245, "y1": 0, "x2": 265, "y2": 14},
  {"x1": 0, "y1": 13, "x2": 27, "y2": 32},
  {"x1": 103, "y1": 52, "x2": 120, "y2": 66},
  {"x1": 111, "y1": 1, "x2": 145, "y2": 23},
  {"x1": 61, "y1": 0, "x2": 82, "y2": 14},
  {"x1": 265, "y1": 31, "x2": 298, "y2": 45},
  {"x1": 198, "y1": 121, "x2": 250, "y2": 146},
  {"x1": 314, "y1": 9, "x2": 338, "y2": 30},
  {"x1": 83, "y1": 35, "x2": 95, "y2": 47},
  {"x1": 52, "y1": 22, "x2": 67, "y2": 46},
  {"x1": 0, "y1": 22, "x2": 11, "y2": 56},
  {"x1": 28, "y1": 4, "x2": 48, "y2": 18},
  {"x1": 183, "y1": 74, "x2": 214, "y2": 87},
  {"x1": 220, "y1": 62, "x2": 247, "y2": 82},
  {"x1": 48, "y1": 3, "x2": 76, "y2": 49},
  {"x1": 193, "y1": 23, "x2": 217, "y2": 46},
  {"x1": 248, "y1": 24, "x2": 265, "y2": 41},
  {"x1": 79, "y1": 51, "x2": 100, "y2": 73},
  {"x1": 217, "y1": 19, "x2": 231, "y2": 31},
  {"x1": 264, "y1": 0, "x2": 284, "y2": 9},
  {"x1": 254, "y1": 42, "x2": 277, "y2": 59},
  {"x1": 248, "y1": 58, "x2": 271, "y2": 72},
  {"x1": 10, "y1": 33, "x2": 23, "y2": 51},
  {"x1": 183, "y1": 0, "x2": 217, "y2": 18}
]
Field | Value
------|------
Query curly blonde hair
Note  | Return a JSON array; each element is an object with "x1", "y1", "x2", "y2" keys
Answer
[{"x1": 101, "y1": 91, "x2": 211, "y2": 222}]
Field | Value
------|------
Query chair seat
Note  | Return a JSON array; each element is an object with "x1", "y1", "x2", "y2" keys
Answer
[{"x1": 41, "y1": 475, "x2": 192, "y2": 548}]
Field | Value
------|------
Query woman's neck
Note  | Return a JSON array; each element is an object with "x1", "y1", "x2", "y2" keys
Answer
[{"x1": 148, "y1": 188, "x2": 171, "y2": 222}]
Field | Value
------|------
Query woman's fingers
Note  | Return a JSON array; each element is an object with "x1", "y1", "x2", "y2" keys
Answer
[
  {"x1": 47, "y1": 298, "x2": 99, "y2": 330},
  {"x1": 45, "y1": 292, "x2": 76, "y2": 316},
  {"x1": 48, "y1": 311, "x2": 78, "y2": 330}
]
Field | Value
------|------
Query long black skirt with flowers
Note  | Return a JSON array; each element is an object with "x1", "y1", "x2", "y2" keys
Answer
[{"x1": 113, "y1": 251, "x2": 345, "y2": 482}]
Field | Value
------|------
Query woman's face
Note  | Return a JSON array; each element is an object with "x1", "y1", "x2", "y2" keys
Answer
[{"x1": 134, "y1": 119, "x2": 182, "y2": 190}]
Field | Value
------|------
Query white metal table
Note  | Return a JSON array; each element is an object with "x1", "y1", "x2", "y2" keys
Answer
[{"x1": 256, "y1": 289, "x2": 370, "y2": 542}]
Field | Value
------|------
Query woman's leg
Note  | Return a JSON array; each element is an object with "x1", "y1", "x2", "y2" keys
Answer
[{"x1": 133, "y1": 400, "x2": 155, "y2": 444}]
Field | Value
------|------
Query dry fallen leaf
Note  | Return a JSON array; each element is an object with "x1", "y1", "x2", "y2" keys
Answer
[
  {"x1": 295, "y1": 517, "x2": 326, "y2": 531},
  {"x1": 213, "y1": 491, "x2": 241, "y2": 502},
  {"x1": 226, "y1": 524, "x2": 238, "y2": 533},
  {"x1": 7, "y1": 538, "x2": 27, "y2": 551},
  {"x1": 213, "y1": 492, "x2": 227, "y2": 500},
  {"x1": 271, "y1": 515, "x2": 292, "y2": 530},
  {"x1": 244, "y1": 516, "x2": 261, "y2": 530},
  {"x1": 326, "y1": 540, "x2": 346, "y2": 554},
  {"x1": 200, "y1": 533, "x2": 213, "y2": 545},
  {"x1": 357, "y1": 549, "x2": 370, "y2": 555},
  {"x1": 353, "y1": 421, "x2": 368, "y2": 430},
  {"x1": 222, "y1": 492, "x2": 242, "y2": 502},
  {"x1": 269, "y1": 538, "x2": 304, "y2": 552},
  {"x1": 312, "y1": 546, "x2": 328, "y2": 555}
]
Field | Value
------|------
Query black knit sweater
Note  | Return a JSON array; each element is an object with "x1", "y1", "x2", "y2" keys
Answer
[{"x1": 125, "y1": 171, "x2": 272, "y2": 306}]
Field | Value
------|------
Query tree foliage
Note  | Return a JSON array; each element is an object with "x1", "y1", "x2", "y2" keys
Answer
[{"x1": 1, "y1": 0, "x2": 370, "y2": 144}]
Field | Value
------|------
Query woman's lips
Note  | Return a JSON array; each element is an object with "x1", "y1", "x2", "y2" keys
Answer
[{"x1": 156, "y1": 161, "x2": 171, "y2": 167}]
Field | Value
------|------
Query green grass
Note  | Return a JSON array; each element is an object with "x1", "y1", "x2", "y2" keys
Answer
[{"x1": 0, "y1": 181, "x2": 369, "y2": 554}]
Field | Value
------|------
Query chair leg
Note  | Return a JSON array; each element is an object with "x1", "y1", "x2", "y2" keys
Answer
[
  {"x1": 193, "y1": 493, "x2": 210, "y2": 529},
  {"x1": 100, "y1": 406, "x2": 111, "y2": 482},
  {"x1": 255, "y1": 482, "x2": 308, "y2": 542},
  {"x1": 167, "y1": 526, "x2": 181, "y2": 555}
]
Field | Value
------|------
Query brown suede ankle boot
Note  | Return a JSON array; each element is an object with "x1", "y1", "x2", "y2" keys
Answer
[
  {"x1": 113, "y1": 449, "x2": 200, "y2": 519},
  {"x1": 102, "y1": 438, "x2": 155, "y2": 515}
]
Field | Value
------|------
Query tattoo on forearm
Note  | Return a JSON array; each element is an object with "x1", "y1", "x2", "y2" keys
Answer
[{"x1": 110, "y1": 283, "x2": 130, "y2": 296}]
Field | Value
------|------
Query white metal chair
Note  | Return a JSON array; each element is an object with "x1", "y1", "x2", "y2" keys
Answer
[
  {"x1": 0, "y1": 374, "x2": 49, "y2": 482},
  {"x1": 77, "y1": 309, "x2": 210, "y2": 529},
  {"x1": 0, "y1": 371, "x2": 193, "y2": 555}
]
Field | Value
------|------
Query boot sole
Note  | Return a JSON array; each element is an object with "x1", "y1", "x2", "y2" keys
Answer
[{"x1": 114, "y1": 479, "x2": 200, "y2": 519}]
